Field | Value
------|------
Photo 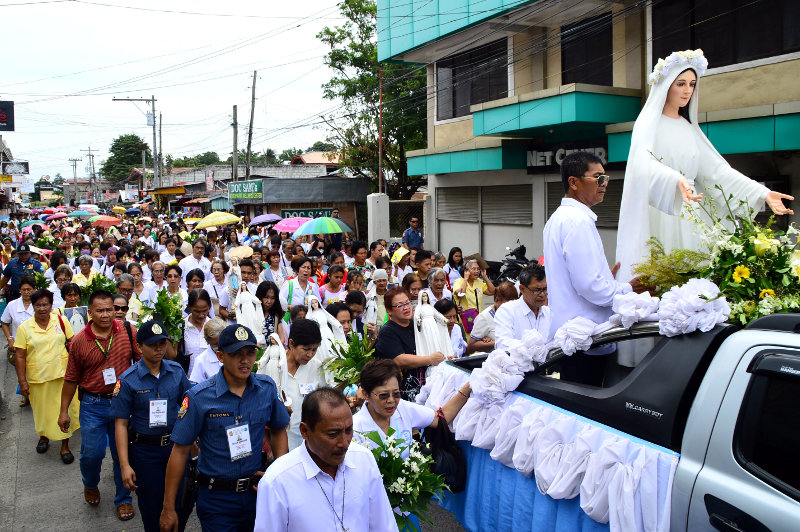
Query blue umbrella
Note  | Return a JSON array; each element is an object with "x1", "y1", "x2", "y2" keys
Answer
[{"x1": 125, "y1": 208, "x2": 141, "y2": 215}]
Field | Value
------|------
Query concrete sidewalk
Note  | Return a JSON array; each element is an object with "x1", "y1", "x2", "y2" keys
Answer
[{"x1": 0, "y1": 338, "x2": 463, "y2": 532}]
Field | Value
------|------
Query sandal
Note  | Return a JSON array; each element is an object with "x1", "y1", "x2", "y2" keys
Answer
[
  {"x1": 36, "y1": 439, "x2": 49, "y2": 454},
  {"x1": 60, "y1": 451, "x2": 75, "y2": 464},
  {"x1": 84, "y1": 487, "x2": 100, "y2": 506},
  {"x1": 116, "y1": 503, "x2": 135, "y2": 521}
]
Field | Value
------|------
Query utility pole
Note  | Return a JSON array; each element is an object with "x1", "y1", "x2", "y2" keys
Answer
[
  {"x1": 232, "y1": 105, "x2": 238, "y2": 181},
  {"x1": 112, "y1": 95, "x2": 159, "y2": 188},
  {"x1": 158, "y1": 112, "x2": 163, "y2": 187},
  {"x1": 378, "y1": 65, "x2": 384, "y2": 194},
  {"x1": 141, "y1": 150, "x2": 147, "y2": 193},
  {"x1": 80, "y1": 146, "x2": 98, "y2": 204},
  {"x1": 245, "y1": 70, "x2": 257, "y2": 179},
  {"x1": 69, "y1": 157, "x2": 81, "y2": 206}
]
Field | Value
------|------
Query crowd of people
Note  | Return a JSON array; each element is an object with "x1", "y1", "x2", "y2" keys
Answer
[
  {"x1": 4, "y1": 147, "x2": 663, "y2": 531},
  {"x1": 4, "y1": 203, "x2": 534, "y2": 531}
]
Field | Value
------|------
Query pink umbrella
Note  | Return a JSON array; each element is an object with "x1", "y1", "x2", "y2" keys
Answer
[
  {"x1": 45, "y1": 212, "x2": 67, "y2": 221},
  {"x1": 272, "y1": 217, "x2": 311, "y2": 232}
]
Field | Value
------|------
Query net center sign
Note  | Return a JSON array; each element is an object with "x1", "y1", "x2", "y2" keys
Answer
[{"x1": 228, "y1": 179, "x2": 263, "y2": 201}]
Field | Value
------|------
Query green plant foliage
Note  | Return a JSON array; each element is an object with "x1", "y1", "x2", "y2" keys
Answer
[
  {"x1": 359, "y1": 428, "x2": 448, "y2": 532},
  {"x1": 79, "y1": 274, "x2": 117, "y2": 307},
  {"x1": 33, "y1": 271, "x2": 51, "y2": 290},
  {"x1": 135, "y1": 288, "x2": 184, "y2": 343},
  {"x1": 632, "y1": 237, "x2": 707, "y2": 296},
  {"x1": 323, "y1": 327, "x2": 375, "y2": 386}
]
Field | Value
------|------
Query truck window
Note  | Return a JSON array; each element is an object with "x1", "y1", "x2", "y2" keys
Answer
[{"x1": 735, "y1": 373, "x2": 800, "y2": 500}]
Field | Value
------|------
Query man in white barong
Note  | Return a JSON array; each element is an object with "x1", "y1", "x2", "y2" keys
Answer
[
  {"x1": 543, "y1": 151, "x2": 648, "y2": 385},
  {"x1": 254, "y1": 387, "x2": 398, "y2": 532}
]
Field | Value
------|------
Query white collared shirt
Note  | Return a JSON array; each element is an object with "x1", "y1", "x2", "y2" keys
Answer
[
  {"x1": 543, "y1": 197, "x2": 631, "y2": 339},
  {"x1": 353, "y1": 399, "x2": 435, "y2": 459},
  {"x1": 188, "y1": 345, "x2": 221, "y2": 383},
  {"x1": 255, "y1": 442, "x2": 398, "y2": 532},
  {"x1": 1, "y1": 297, "x2": 35, "y2": 337},
  {"x1": 178, "y1": 255, "x2": 211, "y2": 288},
  {"x1": 261, "y1": 359, "x2": 328, "y2": 450},
  {"x1": 183, "y1": 314, "x2": 209, "y2": 377},
  {"x1": 494, "y1": 297, "x2": 551, "y2": 350}
]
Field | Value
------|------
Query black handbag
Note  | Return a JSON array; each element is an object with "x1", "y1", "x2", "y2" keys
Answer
[{"x1": 422, "y1": 409, "x2": 467, "y2": 493}]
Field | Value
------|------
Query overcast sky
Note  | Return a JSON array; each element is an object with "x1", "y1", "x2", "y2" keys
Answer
[{"x1": 1, "y1": 0, "x2": 344, "y2": 180}]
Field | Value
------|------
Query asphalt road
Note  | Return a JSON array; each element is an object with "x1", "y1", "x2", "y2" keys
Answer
[{"x1": 0, "y1": 337, "x2": 464, "y2": 532}]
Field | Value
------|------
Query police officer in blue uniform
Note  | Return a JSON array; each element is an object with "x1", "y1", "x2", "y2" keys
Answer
[
  {"x1": 160, "y1": 324, "x2": 290, "y2": 532},
  {"x1": 111, "y1": 320, "x2": 194, "y2": 532}
]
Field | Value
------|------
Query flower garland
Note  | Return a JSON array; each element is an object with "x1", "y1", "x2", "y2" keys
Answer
[{"x1": 648, "y1": 49, "x2": 708, "y2": 86}]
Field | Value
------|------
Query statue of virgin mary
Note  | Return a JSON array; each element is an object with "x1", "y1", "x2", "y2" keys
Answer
[{"x1": 615, "y1": 49, "x2": 793, "y2": 282}]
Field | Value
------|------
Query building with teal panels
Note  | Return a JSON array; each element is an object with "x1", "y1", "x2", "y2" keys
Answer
[{"x1": 379, "y1": 0, "x2": 800, "y2": 262}]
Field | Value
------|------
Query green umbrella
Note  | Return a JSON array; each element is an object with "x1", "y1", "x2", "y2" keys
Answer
[
  {"x1": 68, "y1": 210, "x2": 92, "y2": 218},
  {"x1": 21, "y1": 220, "x2": 47, "y2": 229},
  {"x1": 88, "y1": 215, "x2": 101, "y2": 222},
  {"x1": 291, "y1": 216, "x2": 354, "y2": 238}
]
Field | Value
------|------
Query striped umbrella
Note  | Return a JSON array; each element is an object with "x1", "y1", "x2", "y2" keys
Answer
[
  {"x1": 21, "y1": 220, "x2": 47, "y2": 229},
  {"x1": 291, "y1": 216, "x2": 354, "y2": 238}
]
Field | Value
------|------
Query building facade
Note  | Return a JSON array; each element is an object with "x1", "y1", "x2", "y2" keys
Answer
[{"x1": 379, "y1": 0, "x2": 800, "y2": 262}]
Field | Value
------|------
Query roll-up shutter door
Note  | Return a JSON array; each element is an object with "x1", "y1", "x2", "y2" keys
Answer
[
  {"x1": 546, "y1": 181, "x2": 621, "y2": 228},
  {"x1": 481, "y1": 185, "x2": 532, "y2": 225},
  {"x1": 437, "y1": 187, "x2": 478, "y2": 221}
]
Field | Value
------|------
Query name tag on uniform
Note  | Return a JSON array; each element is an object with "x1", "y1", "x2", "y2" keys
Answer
[
  {"x1": 102, "y1": 368, "x2": 116, "y2": 385},
  {"x1": 226, "y1": 423, "x2": 252, "y2": 461},
  {"x1": 149, "y1": 399, "x2": 168, "y2": 428},
  {"x1": 298, "y1": 383, "x2": 315, "y2": 396}
]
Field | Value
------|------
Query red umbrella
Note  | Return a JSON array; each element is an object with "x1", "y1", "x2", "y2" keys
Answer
[{"x1": 92, "y1": 215, "x2": 122, "y2": 228}]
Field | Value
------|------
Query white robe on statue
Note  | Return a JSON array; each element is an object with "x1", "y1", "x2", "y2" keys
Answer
[
  {"x1": 306, "y1": 295, "x2": 345, "y2": 367},
  {"x1": 615, "y1": 51, "x2": 769, "y2": 282},
  {"x1": 413, "y1": 292, "x2": 453, "y2": 374}
]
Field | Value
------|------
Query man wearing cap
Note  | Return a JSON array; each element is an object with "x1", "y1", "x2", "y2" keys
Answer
[
  {"x1": 160, "y1": 324, "x2": 290, "y2": 532},
  {"x1": 111, "y1": 320, "x2": 194, "y2": 532},
  {"x1": 0, "y1": 243, "x2": 44, "y2": 301}
]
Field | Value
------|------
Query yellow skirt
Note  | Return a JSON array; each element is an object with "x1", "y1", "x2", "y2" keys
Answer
[{"x1": 28, "y1": 379, "x2": 80, "y2": 441}]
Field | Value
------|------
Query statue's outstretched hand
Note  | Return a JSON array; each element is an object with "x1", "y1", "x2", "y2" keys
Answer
[
  {"x1": 678, "y1": 178, "x2": 703, "y2": 204},
  {"x1": 765, "y1": 191, "x2": 794, "y2": 215}
]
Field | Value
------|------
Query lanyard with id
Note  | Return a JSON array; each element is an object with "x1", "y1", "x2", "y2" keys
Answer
[
  {"x1": 149, "y1": 377, "x2": 167, "y2": 428},
  {"x1": 226, "y1": 417, "x2": 252, "y2": 461},
  {"x1": 95, "y1": 334, "x2": 116, "y2": 385}
]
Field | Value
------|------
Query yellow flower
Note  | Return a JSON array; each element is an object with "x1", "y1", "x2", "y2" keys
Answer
[
  {"x1": 732, "y1": 265, "x2": 750, "y2": 283},
  {"x1": 752, "y1": 233, "x2": 779, "y2": 256},
  {"x1": 759, "y1": 289, "x2": 776, "y2": 299}
]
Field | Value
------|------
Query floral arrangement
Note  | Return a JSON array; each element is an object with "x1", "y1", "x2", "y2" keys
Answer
[
  {"x1": 79, "y1": 274, "x2": 118, "y2": 307},
  {"x1": 634, "y1": 185, "x2": 800, "y2": 324},
  {"x1": 135, "y1": 288, "x2": 185, "y2": 343},
  {"x1": 35, "y1": 235, "x2": 58, "y2": 250},
  {"x1": 323, "y1": 328, "x2": 374, "y2": 387},
  {"x1": 33, "y1": 271, "x2": 52, "y2": 290},
  {"x1": 359, "y1": 429, "x2": 448, "y2": 532},
  {"x1": 183, "y1": 232, "x2": 199, "y2": 245},
  {"x1": 648, "y1": 49, "x2": 708, "y2": 85}
]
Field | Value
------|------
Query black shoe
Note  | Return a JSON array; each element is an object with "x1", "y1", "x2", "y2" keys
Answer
[
  {"x1": 60, "y1": 451, "x2": 74, "y2": 464},
  {"x1": 36, "y1": 440, "x2": 49, "y2": 454}
]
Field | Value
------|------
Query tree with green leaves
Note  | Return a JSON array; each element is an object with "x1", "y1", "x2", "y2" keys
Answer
[
  {"x1": 307, "y1": 141, "x2": 336, "y2": 152},
  {"x1": 52, "y1": 173, "x2": 64, "y2": 187},
  {"x1": 279, "y1": 147, "x2": 303, "y2": 163},
  {"x1": 317, "y1": 0, "x2": 426, "y2": 199},
  {"x1": 101, "y1": 134, "x2": 152, "y2": 181}
]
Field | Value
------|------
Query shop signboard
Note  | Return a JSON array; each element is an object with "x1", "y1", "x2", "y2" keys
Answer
[
  {"x1": 280, "y1": 208, "x2": 334, "y2": 219},
  {"x1": 228, "y1": 179, "x2": 262, "y2": 200},
  {"x1": 526, "y1": 141, "x2": 607, "y2": 174},
  {"x1": 1, "y1": 161, "x2": 29, "y2": 175},
  {"x1": 0, "y1": 101, "x2": 14, "y2": 131}
]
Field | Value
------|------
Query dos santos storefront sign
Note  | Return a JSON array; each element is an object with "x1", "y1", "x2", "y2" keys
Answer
[
  {"x1": 228, "y1": 179, "x2": 263, "y2": 201},
  {"x1": 526, "y1": 141, "x2": 607, "y2": 174}
]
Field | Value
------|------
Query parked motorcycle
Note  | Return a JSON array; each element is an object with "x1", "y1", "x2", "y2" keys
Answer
[{"x1": 491, "y1": 240, "x2": 530, "y2": 284}]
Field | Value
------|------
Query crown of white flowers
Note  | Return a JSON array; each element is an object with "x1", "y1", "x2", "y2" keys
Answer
[{"x1": 648, "y1": 49, "x2": 708, "y2": 86}]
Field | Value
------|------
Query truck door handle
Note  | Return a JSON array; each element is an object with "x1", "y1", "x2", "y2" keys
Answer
[
  {"x1": 704, "y1": 495, "x2": 771, "y2": 532},
  {"x1": 709, "y1": 514, "x2": 746, "y2": 532}
]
